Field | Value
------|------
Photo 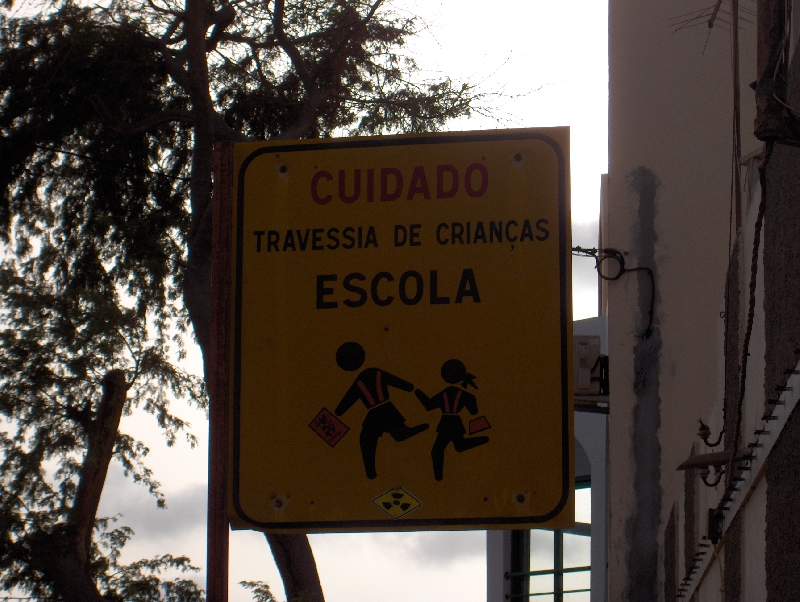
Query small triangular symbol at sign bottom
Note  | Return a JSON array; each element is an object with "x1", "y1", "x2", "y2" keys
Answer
[{"x1": 372, "y1": 487, "x2": 422, "y2": 519}]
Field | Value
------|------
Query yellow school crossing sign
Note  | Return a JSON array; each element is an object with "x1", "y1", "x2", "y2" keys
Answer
[{"x1": 227, "y1": 128, "x2": 574, "y2": 532}]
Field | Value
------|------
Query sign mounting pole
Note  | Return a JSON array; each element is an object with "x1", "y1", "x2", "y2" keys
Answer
[{"x1": 208, "y1": 141, "x2": 233, "y2": 601}]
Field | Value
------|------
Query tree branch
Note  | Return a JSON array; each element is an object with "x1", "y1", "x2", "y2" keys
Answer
[
  {"x1": 327, "y1": 0, "x2": 383, "y2": 69},
  {"x1": 26, "y1": 371, "x2": 128, "y2": 602},
  {"x1": 205, "y1": 4, "x2": 236, "y2": 52},
  {"x1": 213, "y1": 112, "x2": 251, "y2": 142},
  {"x1": 148, "y1": 0, "x2": 184, "y2": 18},
  {"x1": 312, "y1": 0, "x2": 383, "y2": 89},
  {"x1": 88, "y1": 94, "x2": 194, "y2": 134},
  {"x1": 219, "y1": 31, "x2": 278, "y2": 49},
  {"x1": 143, "y1": 35, "x2": 192, "y2": 91},
  {"x1": 70, "y1": 370, "x2": 129, "y2": 564},
  {"x1": 273, "y1": 0, "x2": 312, "y2": 87},
  {"x1": 275, "y1": 92, "x2": 327, "y2": 139},
  {"x1": 161, "y1": 12, "x2": 186, "y2": 42},
  {"x1": 277, "y1": 0, "x2": 385, "y2": 140}
]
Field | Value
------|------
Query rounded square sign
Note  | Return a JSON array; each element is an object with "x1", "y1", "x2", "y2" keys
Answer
[{"x1": 228, "y1": 128, "x2": 573, "y2": 531}]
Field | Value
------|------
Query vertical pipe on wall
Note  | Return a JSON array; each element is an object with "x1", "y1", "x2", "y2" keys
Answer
[{"x1": 733, "y1": 0, "x2": 743, "y2": 230}]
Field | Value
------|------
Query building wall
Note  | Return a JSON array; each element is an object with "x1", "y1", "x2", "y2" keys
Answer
[
  {"x1": 607, "y1": 1, "x2": 800, "y2": 600},
  {"x1": 607, "y1": 1, "x2": 758, "y2": 600},
  {"x1": 762, "y1": 37, "x2": 800, "y2": 602}
]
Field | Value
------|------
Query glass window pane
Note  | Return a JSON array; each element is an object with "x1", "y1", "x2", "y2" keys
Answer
[
  {"x1": 530, "y1": 529, "x2": 555, "y2": 570},
  {"x1": 575, "y1": 487, "x2": 592, "y2": 524},
  {"x1": 564, "y1": 592, "x2": 591, "y2": 602},
  {"x1": 563, "y1": 533, "x2": 591, "y2": 569},
  {"x1": 564, "y1": 569, "x2": 591, "y2": 591},
  {"x1": 529, "y1": 573, "x2": 554, "y2": 596}
]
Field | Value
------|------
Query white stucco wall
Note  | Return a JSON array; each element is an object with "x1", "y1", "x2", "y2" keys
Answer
[
  {"x1": 741, "y1": 478, "x2": 767, "y2": 601},
  {"x1": 607, "y1": 0, "x2": 758, "y2": 598}
]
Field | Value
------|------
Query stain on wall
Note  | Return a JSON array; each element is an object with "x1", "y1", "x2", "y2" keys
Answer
[
  {"x1": 625, "y1": 166, "x2": 663, "y2": 601},
  {"x1": 724, "y1": 511, "x2": 742, "y2": 602},
  {"x1": 664, "y1": 504, "x2": 677, "y2": 601}
]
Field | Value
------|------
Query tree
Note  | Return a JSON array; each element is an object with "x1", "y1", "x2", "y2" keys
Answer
[
  {"x1": 0, "y1": 243, "x2": 207, "y2": 600},
  {"x1": 0, "y1": 0, "x2": 478, "y2": 599}
]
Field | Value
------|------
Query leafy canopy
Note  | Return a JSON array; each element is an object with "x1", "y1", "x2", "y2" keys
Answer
[{"x1": 0, "y1": 0, "x2": 478, "y2": 598}]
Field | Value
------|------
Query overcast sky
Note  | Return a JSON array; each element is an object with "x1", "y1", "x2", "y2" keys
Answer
[{"x1": 96, "y1": 1, "x2": 608, "y2": 600}]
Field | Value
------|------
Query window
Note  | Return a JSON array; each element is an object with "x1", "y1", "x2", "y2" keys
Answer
[{"x1": 528, "y1": 484, "x2": 592, "y2": 601}]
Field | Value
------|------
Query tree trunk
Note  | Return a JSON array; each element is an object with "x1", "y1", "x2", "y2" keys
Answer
[
  {"x1": 28, "y1": 370, "x2": 128, "y2": 602},
  {"x1": 27, "y1": 528, "x2": 106, "y2": 602},
  {"x1": 266, "y1": 533, "x2": 326, "y2": 602},
  {"x1": 71, "y1": 370, "x2": 129, "y2": 562},
  {"x1": 180, "y1": 2, "x2": 325, "y2": 597}
]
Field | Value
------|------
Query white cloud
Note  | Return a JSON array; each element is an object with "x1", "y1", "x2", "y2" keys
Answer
[{"x1": 309, "y1": 531, "x2": 486, "y2": 602}]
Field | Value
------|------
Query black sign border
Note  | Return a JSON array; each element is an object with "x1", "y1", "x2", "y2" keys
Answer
[{"x1": 231, "y1": 130, "x2": 572, "y2": 530}]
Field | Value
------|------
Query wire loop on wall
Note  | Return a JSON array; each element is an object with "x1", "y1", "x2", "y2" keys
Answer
[{"x1": 572, "y1": 246, "x2": 656, "y2": 338}]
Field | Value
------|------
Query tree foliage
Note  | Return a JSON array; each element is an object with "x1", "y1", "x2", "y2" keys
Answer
[
  {"x1": 0, "y1": 0, "x2": 478, "y2": 599},
  {"x1": 239, "y1": 581, "x2": 277, "y2": 602},
  {"x1": 0, "y1": 201, "x2": 206, "y2": 599}
]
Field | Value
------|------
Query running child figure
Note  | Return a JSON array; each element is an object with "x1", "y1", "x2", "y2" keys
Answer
[
  {"x1": 335, "y1": 342, "x2": 429, "y2": 480},
  {"x1": 414, "y1": 359, "x2": 489, "y2": 481}
]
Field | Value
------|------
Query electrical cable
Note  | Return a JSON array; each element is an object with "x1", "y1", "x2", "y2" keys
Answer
[
  {"x1": 726, "y1": 140, "x2": 773, "y2": 488},
  {"x1": 572, "y1": 246, "x2": 655, "y2": 338}
]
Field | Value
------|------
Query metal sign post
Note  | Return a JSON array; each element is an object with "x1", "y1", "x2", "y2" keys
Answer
[{"x1": 208, "y1": 141, "x2": 233, "y2": 601}]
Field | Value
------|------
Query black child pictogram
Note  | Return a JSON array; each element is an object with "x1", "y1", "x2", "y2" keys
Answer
[
  {"x1": 334, "y1": 342, "x2": 429, "y2": 480},
  {"x1": 415, "y1": 359, "x2": 489, "y2": 481}
]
